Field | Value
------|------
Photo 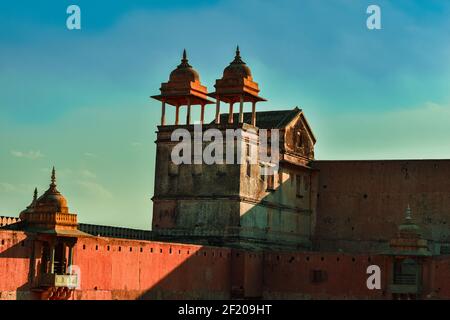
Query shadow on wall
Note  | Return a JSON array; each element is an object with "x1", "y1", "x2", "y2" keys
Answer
[
  {"x1": 133, "y1": 244, "x2": 392, "y2": 300},
  {"x1": 137, "y1": 246, "x2": 229, "y2": 300},
  {"x1": 237, "y1": 167, "x2": 316, "y2": 250},
  {"x1": 0, "y1": 170, "x2": 294, "y2": 300},
  {"x1": 0, "y1": 232, "x2": 40, "y2": 300},
  {"x1": 312, "y1": 160, "x2": 450, "y2": 253},
  {"x1": 134, "y1": 246, "x2": 263, "y2": 300},
  {"x1": 137, "y1": 168, "x2": 316, "y2": 300},
  {"x1": 153, "y1": 164, "x2": 317, "y2": 251}
]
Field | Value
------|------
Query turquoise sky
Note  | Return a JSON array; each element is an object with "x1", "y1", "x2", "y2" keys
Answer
[{"x1": 1, "y1": 0, "x2": 449, "y2": 229}]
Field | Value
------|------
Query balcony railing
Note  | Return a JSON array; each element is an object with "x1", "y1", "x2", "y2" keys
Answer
[
  {"x1": 38, "y1": 273, "x2": 78, "y2": 288},
  {"x1": 393, "y1": 274, "x2": 416, "y2": 285},
  {"x1": 390, "y1": 274, "x2": 420, "y2": 294},
  {"x1": 26, "y1": 212, "x2": 78, "y2": 226}
]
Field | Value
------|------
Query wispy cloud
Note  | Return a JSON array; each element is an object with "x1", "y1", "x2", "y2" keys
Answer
[
  {"x1": 0, "y1": 182, "x2": 16, "y2": 192},
  {"x1": 76, "y1": 180, "x2": 113, "y2": 199},
  {"x1": 0, "y1": 182, "x2": 36, "y2": 194},
  {"x1": 83, "y1": 152, "x2": 97, "y2": 158},
  {"x1": 11, "y1": 150, "x2": 44, "y2": 159},
  {"x1": 80, "y1": 169, "x2": 97, "y2": 179}
]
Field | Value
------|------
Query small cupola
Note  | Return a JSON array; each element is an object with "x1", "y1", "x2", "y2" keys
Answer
[
  {"x1": 209, "y1": 46, "x2": 266, "y2": 126},
  {"x1": 152, "y1": 50, "x2": 214, "y2": 126},
  {"x1": 388, "y1": 205, "x2": 430, "y2": 256},
  {"x1": 19, "y1": 167, "x2": 80, "y2": 232}
]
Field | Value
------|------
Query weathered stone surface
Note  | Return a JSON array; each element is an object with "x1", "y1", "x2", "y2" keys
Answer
[{"x1": 312, "y1": 160, "x2": 450, "y2": 253}]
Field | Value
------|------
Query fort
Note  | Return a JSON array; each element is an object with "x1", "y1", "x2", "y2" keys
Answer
[{"x1": 0, "y1": 47, "x2": 449, "y2": 300}]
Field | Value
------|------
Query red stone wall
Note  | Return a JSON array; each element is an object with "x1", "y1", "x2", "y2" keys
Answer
[
  {"x1": 312, "y1": 160, "x2": 450, "y2": 252},
  {"x1": 0, "y1": 231, "x2": 34, "y2": 299},
  {"x1": 1, "y1": 230, "x2": 449, "y2": 300},
  {"x1": 432, "y1": 256, "x2": 450, "y2": 299},
  {"x1": 262, "y1": 251, "x2": 389, "y2": 299},
  {"x1": 72, "y1": 237, "x2": 232, "y2": 300}
]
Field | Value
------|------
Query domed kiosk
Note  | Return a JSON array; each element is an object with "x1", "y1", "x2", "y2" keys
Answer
[
  {"x1": 386, "y1": 205, "x2": 431, "y2": 300},
  {"x1": 14, "y1": 168, "x2": 89, "y2": 299},
  {"x1": 151, "y1": 50, "x2": 214, "y2": 126},
  {"x1": 209, "y1": 46, "x2": 266, "y2": 125}
]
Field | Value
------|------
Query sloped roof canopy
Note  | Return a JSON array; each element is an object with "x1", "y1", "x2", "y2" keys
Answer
[
  {"x1": 209, "y1": 47, "x2": 266, "y2": 103},
  {"x1": 152, "y1": 50, "x2": 214, "y2": 106},
  {"x1": 212, "y1": 107, "x2": 316, "y2": 143}
]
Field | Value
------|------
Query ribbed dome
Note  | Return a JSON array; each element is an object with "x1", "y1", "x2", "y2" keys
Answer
[
  {"x1": 397, "y1": 206, "x2": 422, "y2": 237},
  {"x1": 36, "y1": 190, "x2": 68, "y2": 211},
  {"x1": 34, "y1": 167, "x2": 68, "y2": 212},
  {"x1": 222, "y1": 46, "x2": 252, "y2": 80},
  {"x1": 169, "y1": 49, "x2": 200, "y2": 83}
]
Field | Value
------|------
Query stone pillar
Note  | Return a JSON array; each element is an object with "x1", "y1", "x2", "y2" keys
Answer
[
  {"x1": 175, "y1": 105, "x2": 180, "y2": 125},
  {"x1": 161, "y1": 101, "x2": 166, "y2": 126},
  {"x1": 200, "y1": 103, "x2": 205, "y2": 124},
  {"x1": 215, "y1": 97, "x2": 221, "y2": 124},
  {"x1": 186, "y1": 98, "x2": 191, "y2": 125},
  {"x1": 228, "y1": 102, "x2": 234, "y2": 124},
  {"x1": 68, "y1": 245, "x2": 74, "y2": 269},
  {"x1": 251, "y1": 101, "x2": 256, "y2": 126},
  {"x1": 50, "y1": 243, "x2": 55, "y2": 274},
  {"x1": 239, "y1": 95, "x2": 244, "y2": 123},
  {"x1": 62, "y1": 243, "x2": 67, "y2": 274}
]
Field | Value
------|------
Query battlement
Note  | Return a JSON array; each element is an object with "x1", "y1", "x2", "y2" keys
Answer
[
  {"x1": 0, "y1": 216, "x2": 20, "y2": 227},
  {"x1": 78, "y1": 223, "x2": 153, "y2": 241}
]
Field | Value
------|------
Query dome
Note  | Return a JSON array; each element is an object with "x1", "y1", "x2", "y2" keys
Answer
[
  {"x1": 398, "y1": 221, "x2": 421, "y2": 235},
  {"x1": 34, "y1": 167, "x2": 68, "y2": 212},
  {"x1": 222, "y1": 46, "x2": 252, "y2": 80},
  {"x1": 397, "y1": 206, "x2": 422, "y2": 238},
  {"x1": 169, "y1": 49, "x2": 200, "y2": 83},
  {"x1": 36, "y1": 190, "x2": 68, "y2": 211}
]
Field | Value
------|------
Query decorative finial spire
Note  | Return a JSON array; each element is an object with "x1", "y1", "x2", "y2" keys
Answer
[
  {"x1": 405, "y1": 204, "x2": 412, "y2": 220},
  {"x1": 50, "y1": 166, "x2": 56, "y2": 187},
  {"x1": 33, "y1": 187, "x2": 38, "y2": 202},
  {"x1": 231, "y1": 45, "x2": 245, "y2": 65},
  {"x1": 178, "y1": 49, "x2": 191, "y2": 68}
]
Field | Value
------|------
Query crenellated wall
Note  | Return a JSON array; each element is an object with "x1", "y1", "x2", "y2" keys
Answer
[
  {"x1": 0, "y1": 216, "x2": 20, "y2": 227},
  {"x1": 72, "y1": 237, "x2": 233, "y2": 300},
  {"x1": 1, "y1": 229, "x2": 449, "y2": 300}
]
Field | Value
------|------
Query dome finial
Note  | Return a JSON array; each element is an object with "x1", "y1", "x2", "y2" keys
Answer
[
  {"x1": 231, "y1": 45, "x2": 245, "y2": 65},
  {"x1": 405, "y1": 204, "x2": 412, "y2": 220},
  {"x1": 50, "y1": 166, "x2": 56, "y2": 187},
  {"x1": 33, "y1": 187, "x2": 38, "y2": 202},
  {"x1": 178, "y1": 49, "x2": 191, "y2": 68}
]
